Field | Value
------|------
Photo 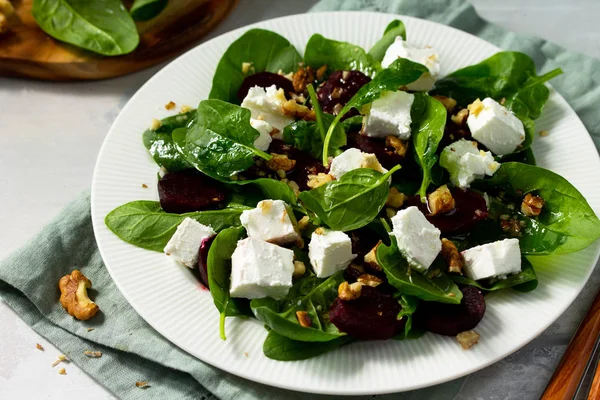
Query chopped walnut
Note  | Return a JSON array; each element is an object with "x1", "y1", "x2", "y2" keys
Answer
[
  {"x1": 135, "y1": 381, "x2": 149, "y2": 388},
  {"x1": 302, "y1": 109, "x2": 316, "y2": 121},
  {"x1": 84, "y1": 351, "x2": 102, "y2": 358},
  {"x1": 296, "y1": 311, "x2": 312, "y2": 328},
  {"x1": 314, "y1": 227, "x2": 325, "y2": 235},
  {"x1": 241, "y1": 62, "x2": 253, "y2": 75},
  {"x1": 385, "y1": 207, "x2": 397, "y2": 219},
  {"x1": 297, "y1": 216, "x2": 310, "y2": 231},
  {"x1": 283, "y1": 99, "x2": 310, "y2": 118},
  {"x1": 432, "y1": 95, "x2": 457, "y2": 112},
  {"x1": 292, "y1": 66, "x2": 315, "y2": 93},
  {"x1": 0, "y1": 0, "x2": 14, "y2": 17},
  {"x1": 441, "y1": 239, "x2": 463, "y2": 274},
  {"x1": 0, "y1": 14, "x2": 7, "y2": 34},
  {"x1": 331, "y1": 87, "x2": 344, "y2": 99},
  {"x1": 59, "y1": 270, "x2": 99, "y2": 321},
  {"x1": 338, "y1": 281, "x2": 362, "y2": 301},
  {"x1": 180, "y1": 104, "x2": 193, "y2": 113},
  {"x1": 363, "y1": 242, "x2": 382, "y2": 271},
  {"x1": 360, "y1": 154, "x2": 385, "y2": 172},
  {"x1": 428, "y1": 185, "x2": 455, "y2": 216},
  {"x1": 332, "y1": 103, "x2": 342, "y2": 115},
  {"x1": 539, "y1": 130, "x2": 549, "y2": 137},
  {"x1": 451, "y1": 108, "x2": 469, "y2": 125},
  {"x1": 386, "y1": 187, "x2": 406, "y2": 208},
  {"x1": 36, "y1": 343, "x2": 44, "y2": 351},
  {"x1": 316, "y1": 65, "x2": 328, "y2": 80},
  {"x1": 150, "y1": 118, "x2": 162, "y2": 131},
  {"x1": 456, "y1": 330, "x2": 480, "y2": 349},
  {"x1": 293, "y1": 261, "x2": 306, "y2": 279},
  {"x1": 164, "y1": 101, "x2": 176, "y2": 110},
  {"x1": 286, "y1": 180, "x2": 300, "y2": 197},
  {"x1": 500, "y1": 219, "x2": 522, "y2": 237},
  {"x1": 385, "y1": 135, "x2": 409, "y2": 157},
  {"x1": 521, "y1": 193, "x2": 545, "y2": 217},
  {"x1": 307, "y1": 173, "x2": 333, "y2": 189},
  {"x1": 58, "y1": 368, "x2": 66, "y2": 375},
  {"x1": 141, "y1": 183, "x2": 148, "y2": 188},
  {"x1": 467, "y1": 99, "x2": 484, "y2": 117},
  {"x1": 87, "y1": 328, "x2": 95, "y2": 332},
  {"x1": 266, "y1": 153, "x2": 296, "y2": 172},
  {"x1": 357, "y1": 274, "x2": 383, "y2": 287}
]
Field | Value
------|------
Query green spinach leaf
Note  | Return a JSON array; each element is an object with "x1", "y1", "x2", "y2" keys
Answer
[
  {"x1": 251, "y1": 272, "x2": 346, "y2": 342},
  {"x1": 304, "y1": 34, "x2": 380, "y2": 78},
  {"x1": 104, "y1": 201, "x2": 247, "y2": 252},
  {"x1": 376, "y1": 238, "x2": 463, "y2": 304},
  {"x1": 396, "y1": 295, "x2": 419, "y2": 338},
  {"x1": 411, "y1": 93, "x2": 447, "y2": 200},
  {"x1": 209, "y1": 29, "x2": 302, "y2": 104},
  {"x1": 263, "y1": 331, "x2": 353, "y2": 361},
  {"x1": 231, "y1": 178, "x2": 298, "y2": 206},
  {"x1": 32, "y1": 0, "x2": 139, "y2": 56},
  {"x1": 130, "y1": 0, "x2": 167, "y2": 21},
  {"x1": 142, "y1": 111, "x2": 195, "y2": 172},
  {"x1": 299, "y1": 165, "x2": 401, "y2": 231},
  {"x1": 322, "y1": 58, "x2": 428, "y2": 164},
  {"x1": 451, "y1": 257, "x2": 538, "y2": 292},
  {"x1": 368, "y1": 19, "x2": 407, "y2": 62}
]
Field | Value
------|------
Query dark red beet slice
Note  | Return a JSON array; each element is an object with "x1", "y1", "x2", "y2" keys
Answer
[
  {"x1": 406, "y1": 188, "x2": 488, "y2": 234},
  {"x1": 346, "y1": 132, "x2": 405, "y2": 170},
  {"x1": 197, "y1": 235, "x2": 215, "y2": 288},
  {"x1": 440, "y1": 113, "x2": 472, "y2": 149},
  {"x1": 317, "y1": 71, "x2": 371, "y2": 117},
  {"x1": 349, "y1": 228, "x2": 380, "y2": 261},
  {"x1": 236, "y1": 72, "x2": 295, "y2": 103},
  {"x1": 267, "y1": 139, "x2": 327, "y2": 191},
  {"x1": 330, "y1": 286, "x2": 404, "y2": 340},
  {"x1": 158, "y1": 170, "x2": 226, "y2": 214},
  {"x1": 415, "y1": 286, "x2": 486, "y2": 336}
]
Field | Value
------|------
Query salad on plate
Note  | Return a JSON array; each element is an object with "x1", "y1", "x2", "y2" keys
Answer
[{"x1": 105, "y1": 20, "x2": 600, "y2": 361}]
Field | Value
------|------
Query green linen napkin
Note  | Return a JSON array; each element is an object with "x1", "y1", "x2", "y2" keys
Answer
[{"x1": 1, "y1": 1, "x2": 599, "y2": 399}]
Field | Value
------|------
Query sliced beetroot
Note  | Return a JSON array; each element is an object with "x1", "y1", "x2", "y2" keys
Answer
[
  {"x1": 236, "y1": 72, "x2": 295, "y2": 102},
  {"x1": 268, "y1": 139, "x2": 327, "y2": 191},
  {"x1": 330, "y1": 286, "x2": 404, "y2": 340},
  {"x1": 317, "y1": 71, "x2": 371, "y2": 117},
  {"x1": 158, "y1": 170, "x2": 226, "y2": 214},
  {"x1": 415, "y1": 286, "x2": 486, "y2": 336},
  {"x1": 197, "y1": 235, "x2": 216, "y2": 288},
  {"x1": 346, "y1": 132, "x2": 405, "y2": 170},
  {"x1": 440, "y1": 114, "x2": 472, "y2": 149},
  {"x1": 349, "y1": 228, "x2": 380, "y2": 261},
  {"x1": 406, "y1": 188, "x2": 488, "y2": 234}
]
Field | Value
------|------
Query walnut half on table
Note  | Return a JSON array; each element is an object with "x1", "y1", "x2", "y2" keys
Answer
[{"x1": 58, "y1": 270, "x2": 99, "y2": 321}]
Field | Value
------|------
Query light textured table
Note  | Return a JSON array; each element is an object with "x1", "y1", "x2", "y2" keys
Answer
[{"x1": 1, "y1": 1, "x2": 599, "y2": 398}]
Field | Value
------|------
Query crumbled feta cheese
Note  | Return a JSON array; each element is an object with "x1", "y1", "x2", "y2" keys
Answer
[
  {"x1": 240, "y1": 200, "x2": 300, "y2": 245},
  {"x1": 241, "y1": 85, "x2": 294, "y2": 132},
  {"x1": 381, "y1": 37, "x2": 440, "y2": 91},
  {"x1": 230, "y1": 237, "x2": 294, "y2": 299},
  {"x1": 308, "y1": 228, "x2": 356, "y2": 278},
  {"x1": 390, "y1": 206, "x2": 441, "y2": 272},
  {"x1": 250, "y1": 118, "x2": 273, "y2": 151},
  {"x1": 439, "y1": 139, "x2": 500, "y2": 188},
  {"x1": 164, "y1": 218, "x2": 216, "y2": 268},
  {"x1": 467, "y1": 97, "x2": 526, "y2": 155},
  {"x1": 363, "y1": 90, "x2": 415, "y2": 139},
  {"x1": 329, "y1": 148, "x2": 387, "y2": 180},
  {"x1": 461, "y1": 238, "x2": 522, "y2": 281}
]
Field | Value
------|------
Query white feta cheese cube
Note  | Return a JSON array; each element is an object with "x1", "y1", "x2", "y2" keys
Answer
[
  {"x1": 230, "y1": 237, "x2": 294, "y2": 299},
  {"x1": 241, "y1": 85, "x2": 294, "y2": 132},
  {"x1": 363, "y1": 90, "x2": 414, "y2": 139},
  {"x1": 467, "y1": 98, "x2": 526, "y2": 155},
  {"x1": 439, "y1": 139, "x2": 500, "y2": 188},
  {"x1": 329, "y1": 148, "x2": 387, "y2": 180},
  {"x1": 390, "y1": 206, "x2": 441, "y2": 272},
  {"x1": 163, "y1": 218, "x2": 216, "y2": 268},
  {"x1": 381, "y1": 37, "x2": 440, "y2": 91},
  {"x1": 250, "y1": 118, "x2": 273, "y2": 151},
  {"x1": 308, "y1": 228, "x2": 356, "y2": 278},
  {"x1": 240, "y1": 199, "x2": 300, "y2": 245},
  {"x1": 461, "y1": 238, "x2": 522, "y2": 281}
]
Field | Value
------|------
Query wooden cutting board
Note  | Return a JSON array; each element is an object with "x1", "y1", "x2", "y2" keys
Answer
[{"x1": 0, "y1": 0, "x2": 237, "y2": 80}]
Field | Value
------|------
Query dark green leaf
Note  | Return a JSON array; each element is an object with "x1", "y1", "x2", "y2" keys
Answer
[
  {"x1": 342, "y1": 115, "x2": 364, "y2": 132},
  {"x1": 304, "y1": 34, "x2": 380, "y2": 78},
  {"x1": 263, "y1": 331, "x2": 353, "y2": 361},
  {"x1": 231, "y1": 178, "x2": 298, "y2": 206},
  {"x1": 368, "y1": 19, "x2": 406, "y2": 62},
  {"x1": 451, "y1": 257, "x2": 538, "y2": 292},
  {"x1": 299, "y1": 165, "x2": 400, "y2": 231},
  {"x1": 32, "y1": 0, "x2": 139, "y2": 56},
  {"x1": 251, "y1": 272, "x2": 346, "y2": 342},
  {"x1": 376, "y1": 237, "x2": 463, "y2": 304},
  {"x1": 104, "y1": 201, "x2": 247, "y2": 252},
  {"x1": 396, "y1": 295, "x2": 419, "y2": 338},
  {"x1": 130, "y1": 0, "x2": 167, "y2": 21},
  {"x1": 209, "y1": 29, "x2": 302, "y2": 104},
  {"x1": 142, "y1": 111, "x2": 195, "y2": 172}
]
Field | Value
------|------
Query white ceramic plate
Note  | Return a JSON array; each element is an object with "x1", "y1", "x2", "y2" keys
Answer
[{"x1": 91, "y1": 11, "x2": 600, "y2": 395}]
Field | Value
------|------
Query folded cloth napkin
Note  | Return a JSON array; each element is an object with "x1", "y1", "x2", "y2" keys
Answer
[{"x1": 1, "y1": 1, "x2": 599, "y2": 399}]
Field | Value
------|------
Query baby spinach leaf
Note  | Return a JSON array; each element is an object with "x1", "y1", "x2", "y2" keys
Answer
[
  {"x1": 231, "y1": 178, "x2": 298, "y2": 207},
  {"x1": 451, "y1": 257, "x2": 538, "y2": 292},
  {"x1": 251, "y1": 272, "x2": 346, "y2": 342},
  {"x1": 322, "y1": 58, "x2": 428, "y2": 164},
  {"x1": 209, "y1": 29, "x2": 303, "y2": 104},
  {"x1": 207, "y1": 227, "x2": 252, "y2": 340},
  {"x1": 396, "y1": 295, "x2": 419, "y2": 339},
  {"x1": 342, "y1": 115, "x2": 364, "y2": 132},
  {"x1": 304, "y1": 34, "x2": 380, "y2": 78},
  {"x1": 473, "y1": 162, "x2": 600, "y2": 254},
  {"x1": 32, "y1": 0, "x2": 139, "y2": 56},
  {"x1": 173, "y1": 99, "x2": 271, "y2": 181},
  {"x1": 411, "y1": 93, "x2": 447, "y2": 200},
  {"x1": 263, "y1": 331, "x2": 353, "y2": 361},
  {"x1": 299, "y1": 165, "x2": 401, "y2": 231},
  {"x1": 129, "y1": 0, "x2": 167, "y2": 21},
  {"x1": 368, "y1": 19, "x2": 407, "y2": 62},
  {"x1": 142, "y1": 111, "x2": 195, "y2": 172},
  {"x1": 104, "y1": 201, "x2": 248, "y2": 252},
  {"x1": 376, "y1": 238, "x2": 463, "y2": 304}
]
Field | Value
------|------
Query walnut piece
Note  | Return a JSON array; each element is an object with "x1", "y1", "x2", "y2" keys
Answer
[
  {"x1": 296, "y1": 311, "x2": 312, "y2": 328},
  {"x1": 467, "y1": 99, "x2": 484, "y2": 117},
  {"x1": 428, "y1": 185, "x2": 455, "y2": 216},
  {"x1": 385, "y1": 135, "x2": 409, "y2": 157},
  {"x1": 521, "y1": 193, "x2": 545, "y2": 217},
  {"x1": 36, "y1": 343, "x2": 44, "y2": 351},
  {"x1": 180, "y1": 104, "x2": 193, "y2": 113},
  {"x1": 386, "y1": 187, "x2": 406, "y2": 208},
  {"x1": 441, "y1": 238, "x2": 463, "y2": 274},
  {"x1": 0, "y1": 0, "x2": 14, "y2": 17},
  {"x1": 164, "y1": 101, "x2": 176, "y2": 110},
  {"x1": 59, "y1": 270, "x2": 99, "y2": 321},
  {"x1": 357, "y1": 274, "x2": 383, "y2": 287},
  {"x1": 338, "y1": 281, "x2": 362, "y2": 301},
  {"x1": 293, "y1": 261, "x2": 306, "y2": 279},
  {"x1": 283, "y1": 99, "x2": 310, "y2": 118},
  {"x1": 456, "y1": 330, "x2": 480, "y2": 350},
  {"x1": 307, "y1": 173, "x2": 333, "y2": 189},
  {"x1": 316, "y1": 65, "x2": 328, "y2": 80},
  {"x1": 432, "y1": 95, "x2": 457, "y2": 112},
  {"x1": 58, "y1": 368, "x2": 67, "y2": 375},
  {"x1": 0, "y1": 13, "x2": 7, "y2": 34},
  {"x1": 150, "y1": 118, "x2": 162, "y2": 131},
  {"x1": 292, "y1": 66, "x2": 315, "y2": 93},
  {"x1": 451, "y1": 108, "x2": 469, "y2": 126},
  {"x1": 266, "y1": 153, "x2": 296, "y2": 172},
  {"x1": 297, "y1": 216, "x2": 310, "y2": 231},
  {"x1": 302, "y1": 109, "x2": 317, "y2": 121},
  {"x1": 84, "y1": 350, "x2": 102, "y2": 358},
  {"x1": 135, "y1": 381, "x2": 149, "y2": 388},
  {"x1": 363, "y1": 242, "x2": 382, "y2": 271}
]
